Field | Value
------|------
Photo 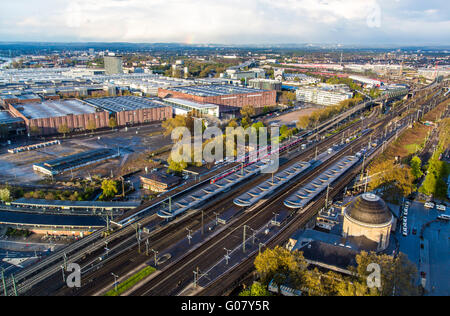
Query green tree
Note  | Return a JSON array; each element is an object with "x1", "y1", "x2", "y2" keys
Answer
[
  {"x1": 239, "y1": 282, "x2": 271, "y2": 297},
  {"x1": 167, "y1": 157, "x2": 187, "y2": 173},
  {"x1": 101, "y1": 179, "x2": 118, "y2": 200},
  {"x1": 410, "y1": 156, "x2": 423, "y2": 180}
]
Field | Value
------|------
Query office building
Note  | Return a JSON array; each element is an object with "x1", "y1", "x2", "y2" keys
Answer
[{"x1": 104, "y1": 55, "x2": 124, "y2": 75}]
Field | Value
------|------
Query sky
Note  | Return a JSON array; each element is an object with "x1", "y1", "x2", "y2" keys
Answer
[{"x1": 0, "y1": 0, "x2": 449, "y2": 46}]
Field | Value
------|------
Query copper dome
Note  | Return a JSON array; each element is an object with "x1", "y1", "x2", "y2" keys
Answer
[{"x1": 345, "y1": 193, "x2": 393, "y2": 225}]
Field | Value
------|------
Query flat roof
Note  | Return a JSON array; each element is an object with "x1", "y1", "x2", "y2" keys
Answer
[
  {"x1": 165, "y1": 84, "x2": 268, "y2": 97},
  {"x1": 163, "y1": 98, "x2": 219, "y2": 109},
  {"x1": 0, "y1": 210, "x2": 105, "y2": 228},
  {"x1": 0, "y1": 111, "x2": 23, "y2": 125},
  {"x1": 11, "y1": 198, "x2": 140, "y2": 210},
  {"x1": 18, "y1": 99, "x2": 97, "y2": 120},
  {"x1": 34, "y1": 148, "x2": 119, "y2": 174},
  {"x1": 84, "y1": 96, "x2": 167, "y2": 113}
]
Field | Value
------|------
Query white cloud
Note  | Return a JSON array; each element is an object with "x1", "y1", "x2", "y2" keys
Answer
[{"x1": 0, "y1": 0, "x2": 448, "y2": 44}]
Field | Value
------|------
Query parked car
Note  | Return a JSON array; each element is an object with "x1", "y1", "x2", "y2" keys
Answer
[{"x1": 424, "y1": 202, "x2": 435, "y2": 209}]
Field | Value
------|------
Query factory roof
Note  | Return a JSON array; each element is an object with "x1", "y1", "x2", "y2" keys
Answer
[
  {"x1": 17, "y1": 99, "x2": 97, "y2": 120},
  {"x1": 163, "y1": 98, "x2": 219, "y2": 109},
  {"x1": 0, "y1": 111, "x2": 23, "y2": 125},
  {"x1": 164, "y1": 84, "x2": 267, "y2": 97},
  {"x1": 84, "y1": 96, "x2": 167, "y2": 113}
]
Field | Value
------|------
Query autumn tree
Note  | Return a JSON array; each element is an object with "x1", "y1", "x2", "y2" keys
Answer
[
  {"x1": 240, "y1": 105, "x2": 255, "y2": 121},
  {"x1": 100, "y1": 179, "x2": 118, "y2": 200},
  {"x1": 109, "y1": 117, "x2": 118, "y2": 130},
  {"x1": 58, "y1": 124, "x2": 70, "y2": 138},
  {"x1": 86, "y1": 119, "x2": 97, "y2": 134},
  {"x1": 350, "y1": 251, "x2": 419, "y2": 296},
  {"x1": 0, "y1": 188, "x2": 11, "y2": 202},
  {"x1": 254, "y1": 246, "x2": 308, "y2": 290},
  {"x1": 29, "y1": 126, "x2": 41, "y2": 136},
  {"x1": 167, "y1": 156, "x2": 187, "y2": 173},
  {"x1": 239, "y1": 282, "x2": 271, "y2": 297}
]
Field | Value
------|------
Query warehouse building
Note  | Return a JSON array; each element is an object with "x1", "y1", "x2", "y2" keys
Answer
[
  {"x1": 0, "y1": 110, "x2": 26, "y2": 139},
  {"x1": 6, "y1": 99, "x2": 110, "y2": 136},
  {"x1": 248, "y1": 78, "x2": 282, "y2": 91},
  {"x1": 158, "y1": 84, "x2": 276, "y2": 109},
  {"x1": 83, "y1": 96, "x2": 172, "y2": 126},
  {"x1": 162, "y1": 98, "x2": 220, "y2": 117}
]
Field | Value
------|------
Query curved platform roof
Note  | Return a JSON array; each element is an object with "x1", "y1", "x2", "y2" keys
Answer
[
  {"x1": 157, "y1": 160, "x2": 269, "y2": 219},
  {"x1": 284, "y1": 156, "x2": 358, "y2": 209},
  {"x1": 233, "y1": 162, "x2": 311, "y2": 207}
]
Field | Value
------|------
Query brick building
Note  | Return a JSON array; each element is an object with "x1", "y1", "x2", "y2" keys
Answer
[{"x1": 158, "y1": 84, "x2": 276, "y2": 109}]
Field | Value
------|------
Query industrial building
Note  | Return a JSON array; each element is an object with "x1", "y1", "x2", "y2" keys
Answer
[
  {"x1": 33, "y1": 148, "x2": 120, "y2": 176},
  {"x1": 162, "y1": 98, "x2": 220, "y2": 117},
  {"x1": 140, "y1": 172, "x2": 181, "y2": 192},
  {"x1": 248, "y1": 78, "x2": 282, "y2": 91},
  {"x1": 158, "y1": 84, "x2": 276, "y2": 109},
  {"x1": 222, "y1": 68, "x2": 265, "y2": 80},
  {"x1": 0, "y1": 110, "x2": 25, "y2": 139},
  {"x1": 6, "y1": 99, "x2": 110, "y2": 136},
  {"x1": 83, "y1": 96, "x2": 172, "y2": 126},
  {"x1": 296, "y1": 84, "x2": 353, "y2": 106}
]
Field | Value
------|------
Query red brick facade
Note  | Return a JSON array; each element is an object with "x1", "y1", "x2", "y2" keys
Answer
[{"x1": 158, "y1": 88, "x2": 276, "y2": 108}]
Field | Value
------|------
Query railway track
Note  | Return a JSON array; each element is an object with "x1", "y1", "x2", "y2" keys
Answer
[
  {"x1": 13, "y1": 84, "x2": 446, "y2": 296},
  {"x1": 128, "y1": 131, "x2": 377, "y2": 296},
  {"x1": 45, "y1": 119, "x2": 366, "y2": 296}
]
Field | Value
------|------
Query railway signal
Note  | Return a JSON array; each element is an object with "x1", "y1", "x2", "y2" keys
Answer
[
  {"x1": 224, "y1": 248, "x2": 231, "y2": 265},
  {"x1": 186, "y1": 228, "x2": 193, "y2": 245},
  {"x1": 111, "y1": 273, "x2": 119, "y2": 292}
]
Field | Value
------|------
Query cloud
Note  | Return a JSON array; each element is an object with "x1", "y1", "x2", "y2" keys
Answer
[{"x1": 0, "y1": 0, "x2": 448, "y2": 45}]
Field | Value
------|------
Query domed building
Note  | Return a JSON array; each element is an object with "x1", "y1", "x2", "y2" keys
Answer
[{"x1": 343, "y1": 193, "x2": 393, "y2": 251}]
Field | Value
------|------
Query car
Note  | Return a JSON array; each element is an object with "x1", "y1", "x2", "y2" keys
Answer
[
  {"x1": 404, "y1": 209, "x2": 408, "y2": 216},
  {"x1": 424, "y1": 202, "x2": 435, "y2": 209},
  {"x1": 436, "y1": 204, "x2": 447, "y2": 212},
  {"x1": 402, "y1": 230, "x2": 408, "y2": 237}
]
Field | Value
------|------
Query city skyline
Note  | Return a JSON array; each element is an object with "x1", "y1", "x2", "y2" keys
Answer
[{"x1": 0, "y1": 0, "x2": 449, "y2": 46}]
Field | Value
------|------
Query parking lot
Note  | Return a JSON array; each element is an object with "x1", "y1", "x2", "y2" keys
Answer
[
  {"x1": 396, "y1": 200, "x2": 449, "y2": 296},
  {"x1": 0, "y1": 124, "x2": 171, "y2": 184}
]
